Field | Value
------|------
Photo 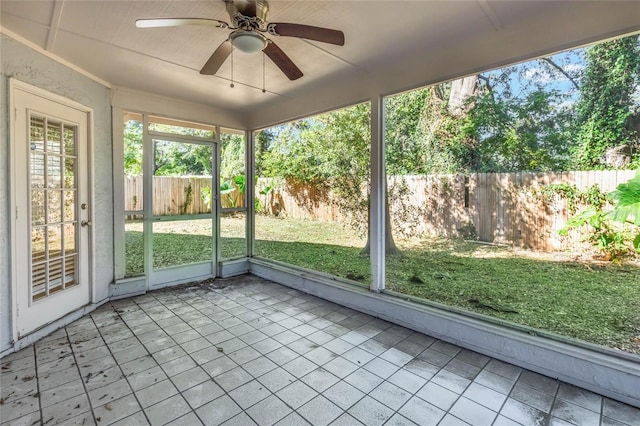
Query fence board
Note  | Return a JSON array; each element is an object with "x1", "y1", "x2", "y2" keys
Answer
[{"x1": 124, "y1": 170, "x2": 637, "y2": 252}]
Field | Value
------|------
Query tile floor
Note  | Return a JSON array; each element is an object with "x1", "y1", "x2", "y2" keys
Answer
[{"x1": 1, "y1": 275, "x2": 639, "y2": 426}]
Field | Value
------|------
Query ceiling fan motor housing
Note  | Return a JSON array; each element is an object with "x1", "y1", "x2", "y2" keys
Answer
[{"x1": 225, "y1": 0, "x2": 270, "y2": 30}]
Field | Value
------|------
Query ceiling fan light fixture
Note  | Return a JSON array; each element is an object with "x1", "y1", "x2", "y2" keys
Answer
[{"x1": 230, "y1": 30, "x2": 267, "y2": 53}]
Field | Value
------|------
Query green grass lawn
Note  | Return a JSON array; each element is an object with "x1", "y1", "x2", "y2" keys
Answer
[
  {"x1": 386, "y1": 243, "x2": 640, "y2": 353},
  {"x1": 125, "y1": 216, "x2": 640, "y2": 354}
]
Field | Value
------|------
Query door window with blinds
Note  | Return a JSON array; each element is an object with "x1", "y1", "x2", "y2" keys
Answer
[{"x1": 30, "y1": 115, "x2": 79, "y2": 301}]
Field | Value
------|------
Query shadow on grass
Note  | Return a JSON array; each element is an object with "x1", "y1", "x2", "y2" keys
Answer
[{"x1": 125, "y1": 231, "x2": 640, "y2": 352}]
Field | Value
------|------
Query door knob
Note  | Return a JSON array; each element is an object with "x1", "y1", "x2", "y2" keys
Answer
[{"x1": 81, "y1": 220, "x2": 92, "y2": 227}]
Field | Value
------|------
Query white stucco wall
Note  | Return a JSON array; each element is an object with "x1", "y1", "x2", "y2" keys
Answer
[{"x1": 1, "y1": 34, "x2": 113, "y2": 352}]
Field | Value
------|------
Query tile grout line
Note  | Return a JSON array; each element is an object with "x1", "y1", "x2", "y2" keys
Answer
[
  {"x1": 33, "y1": 344, "x2": 44, "y2": 426},
  {"x1": 92, "y1": 302, "x2": 153, "y2": 425},
  {"x1": 550, "y1": 374, "x2": 561, "y2": 423},
  {"x1": 63, "y1": 326, "x2": 98, "y2": 425},
  {"x1": 599, "y1": 395, "x2": 604, "y2": 426},
  {"x1": 491, "y1": 368, "x2": 523, "y2": 426},
  {"x1": 308, "y1": 329, "x2": 435, "y2": 423},
  {"x1": 125, "y1": 292, "x2": 222, "y2": 420},
  {"x1": 376, "y1": 339, "x2": 467, "y2": 424},
  {"x1": 427, "y1": 349, "x2": 472, "y2": 426},
  {"x1": 257, "y1": 289, "x2": 359, "y2": 425}
]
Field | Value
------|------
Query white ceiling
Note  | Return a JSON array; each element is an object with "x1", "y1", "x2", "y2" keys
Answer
[{"x1": 2, "y1": 1, "x2": 640, "y2": 128}]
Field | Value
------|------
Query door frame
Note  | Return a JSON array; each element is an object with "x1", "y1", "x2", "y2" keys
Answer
[
  {"x1": 146, "y1": 130, "x2": 218, "y2": 289},
  {"x1": 9, "y1": 79, "x2": 95, "y2": 342}
]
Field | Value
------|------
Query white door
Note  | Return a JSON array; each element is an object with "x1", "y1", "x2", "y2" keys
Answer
[{"x1": 12, "y1": 82, "x2": 91, "y2": 338}]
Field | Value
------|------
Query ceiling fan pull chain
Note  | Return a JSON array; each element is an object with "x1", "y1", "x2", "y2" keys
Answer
[
  {"x1": 262, "y1": 53, "x2": 266, "y2": 93},
  {"x1": 230, "y1": 48, "x2": 235, "y2": 88}
]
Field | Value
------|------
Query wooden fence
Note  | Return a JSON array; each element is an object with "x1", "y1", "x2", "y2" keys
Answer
[
  {"x1": 124, "y1": 176, "x2": 244, "y2": 215},
  {"x1": 386, "y1": 170, "x2": 636, "y2": 251},
  {"x1": 124, "y1": 170, "x2": 637, "y2": 251}
]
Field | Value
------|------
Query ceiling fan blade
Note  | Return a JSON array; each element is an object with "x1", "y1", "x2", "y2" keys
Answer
[
  {"x1": 268, "y1": 23, "x2": 345, "y2": 46},
  {"x1": 200, "y1": 40, "x2": 233, "y2": 75},
  {"x1": 136, "y1": 18, "x2": 228, "y2": 29},
  {"x1": 264, "y1": 42, "x2": 303, "y2": 81}
]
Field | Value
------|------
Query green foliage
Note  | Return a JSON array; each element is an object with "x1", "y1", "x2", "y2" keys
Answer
[
  {"x1": 609, "y1": 172, "x2": 640, "y2": 226},
  {"x1": 233, "y1": 175, "x2": 246, "y2": 194},
  {"x1": 573, "y1": 35, "x2": 640, "y2": 169},
  {"x1": 473, "y1": 88, "x2": 574, "y2": 172},
  {"x1": 609, "y1": 172, "x2": 640, "y2": 252},
  {"x1": 177, "y1": 182, "x2": 193, "y2": 214},
  {"x1": 220, "y1": 179, "x2": 238, "y2": 208},
  {"x1": 255, "y1": 129, "x2": 274, "y2": 177},
  {"x1": 385, "y1": 89, "x2": 430, "y2": 174},
  {"x1": 537, "y1": 183, "x2": 608, "y2": 214},
  {"x1": 220, "y1": 133, "x2": 245, "y2": 180},
  {"x1": 560, "y1": 207, "x2": 631, "y2": 260},
  {"x1": 255, "y1": 185, "x2": 273, "y2": 214},
  {"x1": 260, "y1": 103, "x2": 371, "y2": 234},
  {"x1": 260, "y1": 121, "x2": 326, "y2": 184},
  {"x1": 154, "y1": 141, "x2": 212, "y2": 176},
  {"x1": 383, "y1": 53, "x2": 580, "y2": 175},
  {"x1": 124, "y1": 120, "x2": 143, "y2": 175},
  {"x1": 383, "y1": 33, "x2": 638, "y2": 174},
  {"x1": 554, "y1": 178, "x2": 639, "y2": 259},
  {"x1": 201, "y1": 186, "x2": 212, "y2": 210},
  {"x1": 123, "y1": 120, "x2": 221, "y2": 177},
  {"x1": 417, "y1": 86, "x2": 481, "y2": 173},
  {"x1": 217, "y1": 174, "x2": 249, "y2": 208}
]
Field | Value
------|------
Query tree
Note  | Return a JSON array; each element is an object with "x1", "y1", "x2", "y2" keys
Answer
[
  {"x1": 123, "y1": 121, "x2": 217, "y2": 177},
  {"x1": 153, "y1": 141, "x2": 212, "y2": 176},
  {"x1": 384, "y1": 88, "x2": 430, "y2": 175},
  {"x1": 470, "y1": 87, "x2": 574, "y2": 172},
  {"x1": 385, "y1": 67, "x2": 575, "y2": 175},
  {"x1": 573, "y1": 35, "x2": 640, "y2": 169},
  {"x1": 255, "y1": 129, "x2": 274, "y2": 177},
  {"x1": 419, "y1": 83, "x2": 482, "y2": 173},
  {"x1": 124, "y1": 120, "x2": 143, "y2": 175},
  {"x1": 220, "y1": 133, "x2": 245, "y2": 180},
  {"x1": 260, "y1": 104, "x2": 402, "y2": 255},
  {"x1": 320, "y1": 104, "x2": 401, "y2": 255}
]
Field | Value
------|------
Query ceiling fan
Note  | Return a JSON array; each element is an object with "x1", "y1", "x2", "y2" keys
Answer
[{"x1": 136, "y1": 0, "x2": 345, "y2": 81}]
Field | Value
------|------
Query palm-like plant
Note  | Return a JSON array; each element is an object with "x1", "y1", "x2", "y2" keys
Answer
[{"x1": 610, "y1": 172, "x2": 640, "y2": 252}]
